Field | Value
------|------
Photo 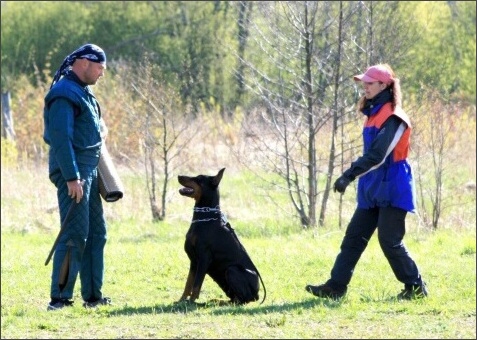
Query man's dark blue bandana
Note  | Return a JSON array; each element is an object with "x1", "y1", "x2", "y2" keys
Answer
[{"x1": 50, "y1": 44, "x2": 106, "y2": 89}]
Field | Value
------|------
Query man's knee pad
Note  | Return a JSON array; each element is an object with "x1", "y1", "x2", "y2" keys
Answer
[{"x1": 68, "y1": 236, "x2": 86, "y2": 254}]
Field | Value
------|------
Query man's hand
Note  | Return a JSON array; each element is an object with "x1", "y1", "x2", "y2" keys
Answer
[
  {"x1": 333, "y1": 175, "x2": 351, "y2": 194},
  {"x1": 67, "y1": 179, "x2": 84, "y2": 203}
]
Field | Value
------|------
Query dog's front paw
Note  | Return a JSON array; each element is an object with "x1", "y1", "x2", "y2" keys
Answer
[
  {"x1": 176, "y1": 297, "x2": 188, "y2": 303},
  {"x1": 176, "y1": 296, "x2": 195, "y2": 303},
  {"x1": 174, "y1": 298, "x2": 205, "y2": 308}
]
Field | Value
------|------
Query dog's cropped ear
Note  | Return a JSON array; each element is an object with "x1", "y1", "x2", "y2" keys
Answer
[{"x1": 213, "y1": 168, "x2": 226, "y2": 187}]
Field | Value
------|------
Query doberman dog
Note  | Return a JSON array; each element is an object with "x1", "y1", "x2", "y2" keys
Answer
[{"x1": 177, "y1": 168, "x2": 266, "y2": 305}]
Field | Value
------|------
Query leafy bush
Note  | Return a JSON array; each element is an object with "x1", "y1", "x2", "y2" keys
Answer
[{"x1": 1, "y1": 137, "x2": 18, "y2": 168}]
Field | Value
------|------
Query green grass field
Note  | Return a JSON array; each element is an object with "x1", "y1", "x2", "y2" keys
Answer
[{"x1": 1, "y1": 165, "x2": 475, "y2": 339}]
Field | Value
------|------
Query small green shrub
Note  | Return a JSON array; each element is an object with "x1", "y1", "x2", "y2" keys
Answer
[{"x1": 1, "y1": 137, "x2": 18, "y2": 168}]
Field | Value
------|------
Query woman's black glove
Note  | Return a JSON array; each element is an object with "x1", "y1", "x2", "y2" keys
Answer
[{"x1": 333, "y1": 175, "x2": 352, "y2": 193}]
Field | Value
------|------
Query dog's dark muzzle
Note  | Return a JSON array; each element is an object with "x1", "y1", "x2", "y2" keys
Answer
[{"x1": 179, "y1": 187, "x2": 194, "y2": 196}]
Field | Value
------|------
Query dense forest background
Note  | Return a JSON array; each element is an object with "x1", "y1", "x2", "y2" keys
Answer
[
  {"x1": 2, "y1": 2, "x2": 476, "y2": 107},
  {"x1": 1, "y1": 1, "x2": 475, "y2": 227}
]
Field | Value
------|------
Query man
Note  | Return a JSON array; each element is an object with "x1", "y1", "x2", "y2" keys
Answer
[{"x1": 43, "y1": 43, "x2": 111, "y2": 310}]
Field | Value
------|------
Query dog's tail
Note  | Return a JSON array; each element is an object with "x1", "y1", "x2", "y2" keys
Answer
[
  {"x1": 226, "y1": 222, "x2": 267, "y2": 304},
  {"x1": 256, "y1": 268, "x2": 267, "y2": 305}
]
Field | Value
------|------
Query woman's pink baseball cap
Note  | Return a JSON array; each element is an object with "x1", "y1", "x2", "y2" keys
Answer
[{"x1": 353, "y1": 64, "x2": 394, "y2": 85}]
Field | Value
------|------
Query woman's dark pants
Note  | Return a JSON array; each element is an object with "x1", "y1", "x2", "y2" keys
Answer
[{"x1": 328, "y1": 206, "x2": 423, "y2": 290}]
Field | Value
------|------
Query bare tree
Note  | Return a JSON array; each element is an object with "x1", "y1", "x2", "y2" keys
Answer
[
  {"x1": 231, "y1": 1, "x2": 344, "y2": 227},
  {"x1": 411, "y1": 88, "x2": 475, "y2": 229},
  {"x1": 321, "y1": 1, "x2": 346, "y2": 227},
  {"x1": 234, "y1": 1, "x2": 254, "y2": 109},
  {"x1": 1, "y1": 91, "x2": 16, "y2": 140},
  {"x1": 121, "y1": 59, "x2": 194, "y2": 221},
  {"x1": 228, "y1": 1, "x2": 421, "y2": 228}
]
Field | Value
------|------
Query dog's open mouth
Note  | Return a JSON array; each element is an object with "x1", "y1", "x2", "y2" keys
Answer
[
  {"x1": 179, "y1": 187, "x2": 194, "y2": 196},
  {"x1": 178, "y1": 175, "x2": 201, "y2": 199}
]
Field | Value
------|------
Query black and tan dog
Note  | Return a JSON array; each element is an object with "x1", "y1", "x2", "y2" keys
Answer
[{"x1": 177, "y1": 168, "x2": 266, "y2": 305}]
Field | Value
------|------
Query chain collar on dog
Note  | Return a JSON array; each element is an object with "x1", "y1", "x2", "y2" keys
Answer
[
  {"x1": 194, "y1": 206, "x2": 221, "y2": 213},
  {"x1": 192, "y1": 206, "x2": 228, "y2": 226}
]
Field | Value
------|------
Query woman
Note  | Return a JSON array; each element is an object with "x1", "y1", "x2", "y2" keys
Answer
[{"x1": 306, "y1": 64, "x2": 427, "y2": 300}]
